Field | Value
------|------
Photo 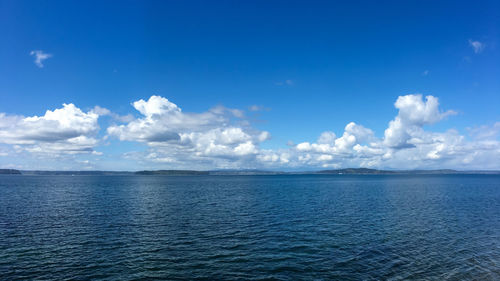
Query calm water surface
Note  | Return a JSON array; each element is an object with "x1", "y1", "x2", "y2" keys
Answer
[{"x1": 1, "y1": 174, "x2": 500, "y2": 280}]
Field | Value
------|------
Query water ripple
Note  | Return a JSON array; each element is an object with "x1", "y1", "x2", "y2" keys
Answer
[{"x1": 1, "y1": 174, "x2": 500, "y2": 280}]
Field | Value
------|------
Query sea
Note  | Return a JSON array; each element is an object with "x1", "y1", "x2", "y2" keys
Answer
[{"x1": 1, "y1": 174, "x2": 499, "y2": 280}]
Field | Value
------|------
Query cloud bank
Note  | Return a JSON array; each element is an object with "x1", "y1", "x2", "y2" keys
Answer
[
  {"x1": 0, "y1": 94, "x2": 499, "y2": 170},
  {"x1": 281, "y1": 95, "x2": 497, "y2": 170},
  {"x1": 106, "y1": 96, "x2": 270, "y2": 169}
]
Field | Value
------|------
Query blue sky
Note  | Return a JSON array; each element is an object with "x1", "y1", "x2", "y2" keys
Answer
[{"x1": 0, "y1": 0, "x2": 499, "y2": 170}]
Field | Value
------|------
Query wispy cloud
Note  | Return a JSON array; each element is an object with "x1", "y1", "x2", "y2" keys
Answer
[
  {"x1": 248, "y1": 105, "x2": 270, "y2": 112},
  {"x1": 468, "y1": 40, "x2": 484, "y2": 54},
  {"x1": 275, "y1": 79, "x2": 294, "y2": 86},
  {"x1": 92, "y1": 106, "x2": 134, "y2": 123},
  {"x1": 30, "y1": 50, "x2": 52, "y2": 68},
  {"x1": 422, "y1": 70, "x2": 429, "y2": 76}
]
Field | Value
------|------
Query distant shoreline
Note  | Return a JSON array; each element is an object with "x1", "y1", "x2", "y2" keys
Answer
[{"x1": 2, "y1": 168, "x2": 500, "y2": 176}]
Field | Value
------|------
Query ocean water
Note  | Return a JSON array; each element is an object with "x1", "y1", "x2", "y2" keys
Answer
[{"x1": 1, "y1": 174, "x2": 500, "y2": 280}]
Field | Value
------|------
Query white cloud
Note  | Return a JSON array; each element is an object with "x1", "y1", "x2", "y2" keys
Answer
[
  {"x1": 1, "y1": 94, "x2": 498, "y2": 170},
  {"x1": 249, "y1": 105, "x2": 261, "y2": 111},
  {"x1": 383, "y1": 94, "x2": 455, "y2": 149},
  {"x1": 30, "y1": 50, "x2": 52, "y2": 68},
  {"x1": 275, "y1": 79, "x2": 294, "y2": 86},
  {"x1": 248, "y1": 105, "x2": 270, "y2": 112},
  {"x1": 133, "y1": 95, "x2": 180, "y2": 117},
  {"x1": 108, "y1": 96, "x2": 230, "y2": 142},
  {"x1": 468, "y1": 40, "x2": 484, "y2": 54},
  {"x1": 0, "y1": 103, "x2": 100, "y2": 155},
  {"x1": 290, "y1": 122, "x2": 379, "y2": 167},
  {"x1": 262, "y1": 94, "x2": 499, "y2": 170},
  {"x1": 317, "y1": 131, "x2": 336, "y2": 144},
  {"x1": 92, "y1": 106, "x2": 134, "y2": 123},
  {"x1": 467, "y1": 122, "x2": 500, "y2": 140},
  {"x1": 107, "y1": 95, "x2": 270, "y2": 168},
  {"x1": 106, "y1": 92, "x2": 499, "y2": 170}
]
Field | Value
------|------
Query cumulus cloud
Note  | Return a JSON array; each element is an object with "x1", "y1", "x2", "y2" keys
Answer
[
  {"x1": 1, "y1": 93, "x2": 498, "y2": 170},
  {"x1": 108, "y1": 96, "x2": 229, "y2": 142},
  {"x1": 107, "y1": 96, "x2": 271, "y2": 167},
  {"x1": 105, "y1": 94, "x2": 499, "y2": 170},
  {"x1": 0, "y1": 103, "x2": 100, "y2": 155},
  {"x1": 256, "y1": 94, "x2": 498, "y2": 170},
  {"x1": 317, "y1": 131, "x2": 336, "y2": 144},
  {"x1": 383, "y1": 94, "x2": 455, "y2": 149},
  {"x1": 468, "y1": 40, "x2": 484, "y2": 54},
  {"x1": 287, "y1": 122, "x2": 380, "y2": 167},
  {"x1": 30, "y1": 50, "x2": 52, "y2": 68}
]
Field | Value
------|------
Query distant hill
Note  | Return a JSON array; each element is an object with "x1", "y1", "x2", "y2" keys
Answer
[
  {"x1": 135, "y1": 169, "x2": 285, "y2": 176},
  {"x1": 20, "y1": 171, "x2": 133, "y2": 176},
  {"x1": 316, "y1": 168, "x2": 462, "y2": 174},
  {"x1": 0, "y1": 169, "x2": 22, "y2": 174},
  {"x1": 209, "y1": 169, "x2": 285, "y2": 175},
  {"x1": 5, "y1": 168, "x2": 499, "y2": 176},
  {"x1": 314, "y1": 168, "x2": 500, "y2": 175},
  {"x1": 400, "y1": 169, "x2": 459, "y2": 174},
  {"x1": 317, "y1": 168, "x2": 396, "y2": 174},
  {"x1": 138, "y1": 168, "x2": 490, "y2": 176},
  {"x1": 136, "y1": 170, "x2": 210, "y2": 175}
]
